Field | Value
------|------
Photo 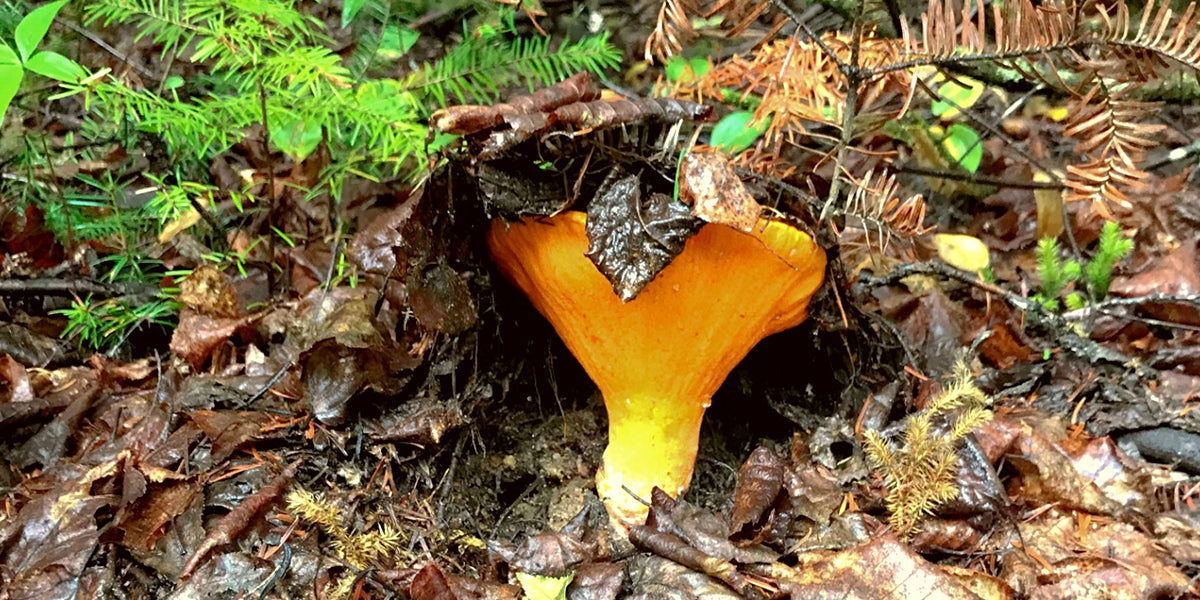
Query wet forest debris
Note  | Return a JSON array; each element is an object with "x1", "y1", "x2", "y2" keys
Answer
[
  {"x1": 585, "y1": 168, "x2": 702, "y2": 301},
  {"x1": 432, "y1": 72, "x2": 714, "y2": 162},
  {"x1": 179, "y1": 458, "x2": 301, "y2": 579},
  {"x1": 431, "y1": 72, "x2": 601, "y2": 136},
  {"x1": 862, "y1": 362, "x2": 993, "y2": 538}
]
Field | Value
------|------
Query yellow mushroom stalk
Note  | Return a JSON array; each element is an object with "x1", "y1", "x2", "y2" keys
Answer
[{"x1": 487, "y1": 211, "x2": 826, "y2": 527}]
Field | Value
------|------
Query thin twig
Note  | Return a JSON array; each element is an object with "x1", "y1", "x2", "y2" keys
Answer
[
  {"x1": 896, "y1": 164, "x2": 1064, "y2": 189},
  {"x1": 860, "y1": 262, "x2": 1147, "y2": 372},
  {"x1": 55, "y1": 18, "x2": 155, "y2": 79}
]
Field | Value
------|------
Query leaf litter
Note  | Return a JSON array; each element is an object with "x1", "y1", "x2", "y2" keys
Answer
[{"x1": 3, "y1": 24, "x2": 1200, "y2": 600}]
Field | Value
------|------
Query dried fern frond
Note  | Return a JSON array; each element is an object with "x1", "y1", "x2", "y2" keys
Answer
[
  {"x1": 1095, "y1": 0, "x2": 1200, "y2": 75},
  {"x1": 645, "y1": 0, "x2": 700, "y2": 62},
  {"x1": 1061, "y1": 83, "x2": 1165, "y2": 216},
  {"x1": 913, "y1": 0, "x2": 1076, "y2": 61},
  {"x1": 688, "y1": 31, "x2": 913, "y2": 152},
  {"x1": 844, "y1": 169, "x2": 932, "y2": 249}
]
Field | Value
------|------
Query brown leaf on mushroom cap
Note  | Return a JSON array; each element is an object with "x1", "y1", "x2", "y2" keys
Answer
[{"x1": 679, "y1": 151, "x2": 762, "y2": 232}]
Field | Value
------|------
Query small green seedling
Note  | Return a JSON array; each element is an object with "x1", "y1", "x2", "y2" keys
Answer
[
  {"x1": 1, "y1": 0, "x2": 88, "y2": 123},
  {"x1": 1033, "y1": 221, "x2": 1132, "y2": 310}
]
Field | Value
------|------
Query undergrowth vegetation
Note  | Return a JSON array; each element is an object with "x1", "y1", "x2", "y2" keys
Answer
[{"x1": 1, "y1": 0, "x2": 618, "y2": 352}]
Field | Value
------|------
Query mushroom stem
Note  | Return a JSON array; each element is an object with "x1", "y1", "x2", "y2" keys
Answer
[{"x1": 596, "y1": 393, "x2": 707, "y2": 525}]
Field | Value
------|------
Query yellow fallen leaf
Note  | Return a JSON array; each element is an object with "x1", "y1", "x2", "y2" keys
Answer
[{"x1": 934, "y1": 233, "x2": 990, "y2": 272}]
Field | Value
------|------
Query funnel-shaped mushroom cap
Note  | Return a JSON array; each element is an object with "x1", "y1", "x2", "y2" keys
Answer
[{"x1": 488, "y1": 211, "x2": 826, "y2": 526}]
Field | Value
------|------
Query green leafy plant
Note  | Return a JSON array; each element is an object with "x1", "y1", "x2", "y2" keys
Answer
[
  {"x1": 710, "y1": 110, "x2": 768, "y2": 154},
  {"x1": 54, "y1": 294, "x2": 179, "y2": 353},
  {"x1": 1034, "y1": 221, "x2": 1132, "y2": 310},
  {"x1": 862, "y1": 361, "x2": 992, "y2": 538},
  {"x1": 5, "y1": 0, "x2": 618, "y2": 353},
  {"x1": 0, "y1": 0, "x2": 89, "y2": 122}
]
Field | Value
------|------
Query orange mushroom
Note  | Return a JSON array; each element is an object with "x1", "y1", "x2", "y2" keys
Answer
[{"x1": 487, "y1": 211, "x2": 826, "y2": 527}]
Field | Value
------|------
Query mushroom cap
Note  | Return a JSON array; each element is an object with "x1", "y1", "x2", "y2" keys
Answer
[{"x1": 488, "y1": 211, "x2": 825, "y2": 405}]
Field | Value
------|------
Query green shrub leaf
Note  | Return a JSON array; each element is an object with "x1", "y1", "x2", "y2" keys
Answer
[
  {"x1": 940, "y1": 123, "x2": 982, "y2": 172},
  {"x1": 931, "y1": 76, "x2": 984, "y2": 120},
  {"x1": 0, "y1": 43, "x2": 21, "y2": 123},
  {"x1": 15, "y1": 0, "x2": 70, "y2": 63},
  {"x1": 270, "y1": 117, "x2": 323, "y2": 163},
  {"x1": 710, "y1": 110, "x2": 767, "y2": 154},
  {"x1": 24, "y1": 49, "x2": 85, "y2": 82},
  {"x1": 341, "y1": 0, "x2": 366, "y2": 27},
  {"x1": 377, "y1": 25, "x2": 420, "y2": 60}
]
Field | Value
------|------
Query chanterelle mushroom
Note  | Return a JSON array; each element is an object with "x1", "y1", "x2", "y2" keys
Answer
[{"x1": 487, "y1": 211, "x2": 826, "y2": 527}]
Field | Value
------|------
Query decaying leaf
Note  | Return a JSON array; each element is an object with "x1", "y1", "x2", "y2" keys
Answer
[
  {"x1": 585, "y1": 169, "x2": 702, "y2": 301},
  {"x1": 678, "y1": 151, "x2": 762, "y2": 232},
  {"x1": 771, "y1": 534, "x2": 1006, "y2": 600},
  {"x1": 729, "y1": 446, "x2": 785, "y2": 538},
  {"x1": 179, "y1": 265, "x2": 240, "y2": 319}
]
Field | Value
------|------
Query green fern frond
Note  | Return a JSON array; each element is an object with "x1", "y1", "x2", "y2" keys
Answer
[{"x1": 407, "y1": 31, "x2": 621, "y2": 108}]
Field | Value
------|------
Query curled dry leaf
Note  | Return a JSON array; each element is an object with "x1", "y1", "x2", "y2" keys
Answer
[
  {"x1": 678, "y1": 151, "x2": 762, "y2": 233},
  {"x1": 729, "y1": 446, "x2": 785, "y2": 538}
]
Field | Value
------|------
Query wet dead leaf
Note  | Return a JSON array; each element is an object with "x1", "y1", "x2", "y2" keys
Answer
[
  {"x1": 170, "y1": 309, "x2": 257, "y2": 369},
  {"x1": 776, "y1": 535, "x2": 992, "y2": 600},
  {"x1": 585, "y1": 168, "x2": 702, "y2": 301},
  {"x1": 625, "y1": 555, "x2": 743, "y2": 600},
  {"x1": 412, "y1": 563, "x2": 461, "y2": 600},
  {"x1": 0, "y1": 323, "x2": 69, "y2": 368},
  {"x1": 364, "y1": 400, "x2": 466, "y2": 445},
  {"x1": 567, "y1": 562, "x2": 623, "y2": 600},
  {"x1": 730, "y1": 446, "x2": 785, "y2": 539},
  {"x1": 408, "y1": 261, "x2": 478, "y2": 334},
  {"x1": 111, "y1": 478, "x2": 202, "y2": 552},
  {"x1": 179, "y1": 265, "x2": 240, "y2": 319},
  {"x1": 1110, "y1": 241, "x2": 1200, "y2": 326},
  {"x1": 1, "y1": 457, "x2": 121, "y2": 600},
  {"x1": 188, "y1": 410, "x2": 272, "y2": 463},
  {"x1": 1008, "y1": 421, "x2": 1134, "y2": 517},
  {"x1": 490, "y1": 531, "x2": 590, "y2": 577}
]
